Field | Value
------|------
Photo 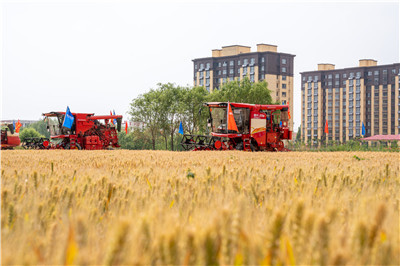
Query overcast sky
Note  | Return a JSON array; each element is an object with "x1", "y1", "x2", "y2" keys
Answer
[{"x1": 2, "y1": 0, "x2": 399, "y2": 130}]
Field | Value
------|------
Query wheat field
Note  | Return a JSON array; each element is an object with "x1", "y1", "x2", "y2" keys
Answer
[{"x1": 1, "y1": 150, "x2": 399, "y2": 265}]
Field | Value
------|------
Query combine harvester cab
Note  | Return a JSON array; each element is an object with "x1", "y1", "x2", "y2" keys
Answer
[
  {"x1": 181, "y1": 102, "x2": 292, "y2": 152},
  {"x1": 1, "y1": 123, "x2": 21, "y2": 149},
  {"x1": 25, "y1": 112, "x2": 123, "y2": 150}
]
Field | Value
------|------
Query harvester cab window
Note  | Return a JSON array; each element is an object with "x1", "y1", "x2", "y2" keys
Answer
[
  {"x1": 47, "y1": 117, "x2": 62, "y2": 136},
  {"x1": 210, "y1": 107, "x2": 227, "y2": 133},
  {"x1": 232, "y1": 107, "x2": 250, "y2": 134},
  {"x1": 281, "y1": 109, "x2": 289, "y2": 123}
]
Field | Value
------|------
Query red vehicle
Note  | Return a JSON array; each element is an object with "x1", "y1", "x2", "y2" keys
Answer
[
  {"x1": 181, "y1": 102, "x2": 292, "y2": 151},
  {"x1": 1, "y1": 123, "x2": 21, "y2": 149},
  {"x1": 40, "y1": 112, "x2": 123, "y2": 150}
]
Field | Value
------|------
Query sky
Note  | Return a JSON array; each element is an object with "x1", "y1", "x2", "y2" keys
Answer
[{"x1": 2, "y1": 0, "x2": 399, "y2": 130}]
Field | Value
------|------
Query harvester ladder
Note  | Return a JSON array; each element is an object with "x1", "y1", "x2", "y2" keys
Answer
[{"x1": 243, "y1": 138, "x2": 251, "y2": 151}]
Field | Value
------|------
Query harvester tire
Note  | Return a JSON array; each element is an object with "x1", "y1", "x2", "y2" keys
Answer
[
  {"x1": 250, "y1": 144, "x2": 255, "y2": 152},
  {"x1": 65, "y1": 143, "x2": 82, "y2": 150}
]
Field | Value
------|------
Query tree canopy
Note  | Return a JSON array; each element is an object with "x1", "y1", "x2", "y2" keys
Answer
[{"x1": 19, "y1": 128, "x2": 43, "y2": 142}]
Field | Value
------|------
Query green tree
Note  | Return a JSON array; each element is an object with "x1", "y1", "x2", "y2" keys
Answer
[
  {"x1": 208, "y1": 78, "x2": 273, "y2": 104},
  {"x1": 118, "y1": 129, "x2": 152, "y2": 150},
  {"x1": 129, "y1": 89, "x2": 164, "y2": 150},
  {"x1": 28, "y1": 120, "x2": 50, "y2": 138},
  {"x1": 296, "y1": 126, "x2": 301, "y2": 142},
  {"x1": 19, "y1": 128, "x2": 43, "y2": 142},
  {"x1": 181, "y1": 86, "x2": 209, "y2": 135}
]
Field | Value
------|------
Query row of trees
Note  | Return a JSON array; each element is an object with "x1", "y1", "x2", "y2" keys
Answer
[{"x1": 128, "y1": 78, "x2": 273, "y2": 150}]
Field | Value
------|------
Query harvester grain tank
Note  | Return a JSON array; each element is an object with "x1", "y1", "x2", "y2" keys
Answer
[{"x1": 181, "y1": 102, "x2": 292, "y2": 151}]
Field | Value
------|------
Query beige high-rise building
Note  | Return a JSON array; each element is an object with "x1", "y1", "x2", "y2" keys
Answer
[
  {"x1": 192, "y1": 44, "x2": 295, "y2": 130},
  {"x1": 300, "y1": 60, "x2": 400, "y2": 144}
]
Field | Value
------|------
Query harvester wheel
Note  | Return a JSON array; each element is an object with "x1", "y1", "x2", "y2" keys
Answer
[
  {"x1": 65, "y1": 143, "x2": 82, "y2": 150},
  {"x1": 250, "y1": 144, "x2": 255, "y2": 152}
]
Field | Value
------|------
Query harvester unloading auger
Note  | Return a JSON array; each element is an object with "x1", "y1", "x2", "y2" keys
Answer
[{"x1": 181, "y1": 102, "x2": 292, "y2": 151}]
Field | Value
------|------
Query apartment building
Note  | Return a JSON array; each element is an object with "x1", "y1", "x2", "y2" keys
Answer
[
  {"x1": 300, "y1": 60, "x2": 400, "y2": 143},
  {"x1": 193, "y1": 44, "x2": 295, "y2": 129}
]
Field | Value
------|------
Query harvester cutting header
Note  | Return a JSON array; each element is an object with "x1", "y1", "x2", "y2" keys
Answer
[{"x1": 181, "y1": 102, "x2": 292, "y2": 151}]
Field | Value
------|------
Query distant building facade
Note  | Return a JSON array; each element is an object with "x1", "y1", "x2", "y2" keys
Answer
[
  {"x1": 1, "y1": 120, "x2": 38, "y2": 128},
  {"x1": 300, "y1": 60, "x2": 400, "y2": 143},
  {"x1": 192, "y1": 44, "x2": 295, "y2": 130}
]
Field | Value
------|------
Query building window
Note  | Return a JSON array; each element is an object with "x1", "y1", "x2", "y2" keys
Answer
[
  {"x1": 200, "y1": 63, "x2": 204, "y2": 70},
  {"x1": 238, "y1": 60, "x2": 241, "y2": 66},
  {"x1": 282, "y1": 75, "x2": 287, "y2": 80},
  {"x1": 356, "y1": 72, "x2": 361, "y2": 78},
  {"x1": 250, "y1": 75, "x2": 255, "y2": 82},
  {"x1": 195, "y1": 64, "x2": 198, "y2": 70},
  {"x1": 243, "y1": 68, "x2": 247, "y2": 75},
  {"x1": 282, "y1": 58, "x2": 287, "y2": 64},
  {"x1": 206, "y1": 71, "x2": 210, "y2": 78},
  {"x1": 200, "y1": 79, "x2": 204, "y2": 86},
  {"x1": 374, "y1": 70, "x2": 379, "y2": 75},
  {"x1": 261, "y1": 57, "x2": 265, "y2": 63},
  {"x1": 250, "y1": 66, "x2": 254, "y2": 74},
  {"x1": 229, "y1": 69, "x2": 234, "y2": 74},
  {"x1": 218, "y1": 70, "x2": 221, "y2": 75},
  {"x1": 282, "y1": 84, "x2": 287, "y2": 89},
  {"x1": 282, "y1": 67, "x2": 287, "y2": 73},
  {"x1": 343, "y1": 73, "x2": 347, "y2": 78},
  {"x1": 223, "y1": 70, "x2": 227, "y2": 75},
  {"x1": 328, "y1": 74, "x2": 332, "y2": 79},
  {"x1": 250, "y1": 58, "x2": 255, "y2": 65},
  {"x1": 206, "y1": 63, "x2": 210, "y2": 69},
  {"x1": 243, "y1": 59, "x2": 248, "y2": 65},
  {"x1": 237, "y1": 69, "x2": 240, "y2": 74},
  {"x1": 282, "y1": 92, "x2": 286, "y2": 97},
  {"x1": 261, "y1": 66, "x2": 265, "y2": 71},
  {"x1": 335, "y1": 74, "x2": 339, "y2": 79}
]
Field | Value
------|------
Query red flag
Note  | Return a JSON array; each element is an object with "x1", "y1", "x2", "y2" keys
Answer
[
  {"x1": 227, "y1": 102, "x2": 238, "y2": 132},
  {"x1": 110, "y1": 111, "x2": 114, "y2": 125},
  {"x1": 324, "y1": 120, "x2": 329, "y2": 134},
  {"x1": 125, "y1": 121, "x2": 128, "y2": 134},
  {"x1": 287, "y1": 101, "x2": 291, "y2": 119},
  {"x1": 15, "y1": 120, "x2": 22, "y2": 133}
]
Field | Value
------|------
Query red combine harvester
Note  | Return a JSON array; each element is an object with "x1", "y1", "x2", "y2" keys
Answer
[
  {"x1": 28, "y1": 112, "x2": 123, "y2": 150},
  {"x1": 181, "y1": 102, "x2": 292, "y2": 151},
  {"x1": 1, "y1": 123, "x2": 21, "y2": 149}
]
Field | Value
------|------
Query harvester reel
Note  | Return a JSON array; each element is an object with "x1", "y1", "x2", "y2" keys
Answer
[{"x1": 181, "y1": 134, "x2": 223, "y2": 151}]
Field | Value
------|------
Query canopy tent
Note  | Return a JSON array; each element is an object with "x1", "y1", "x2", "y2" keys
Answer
[{"x1": 361, "y1": 135, "x2": 400, "y2": 141}]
